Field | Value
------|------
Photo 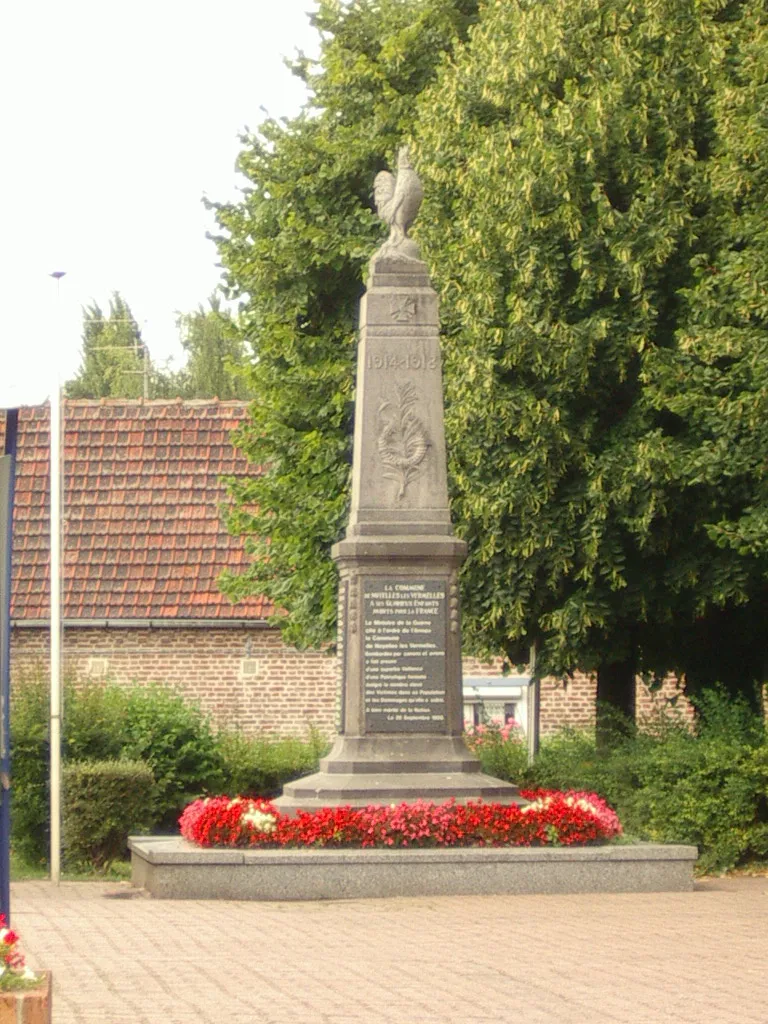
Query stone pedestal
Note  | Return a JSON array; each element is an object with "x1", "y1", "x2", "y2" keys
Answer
[{"x1": 276, "y1": 252, "x2": 521, "y2": 811}]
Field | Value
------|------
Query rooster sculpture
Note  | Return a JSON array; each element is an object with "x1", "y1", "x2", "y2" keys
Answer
[{"x1": 373, "y1": 147, "x2": 424, "y2": 259}]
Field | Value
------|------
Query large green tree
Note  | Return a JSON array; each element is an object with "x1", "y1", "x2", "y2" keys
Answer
[
  {"x1": 411, "y1": 0, "x2": 767, "y2": 718},
  {"x1": 214, "y1": 0, "x2": 480, "y2": 648},
  {"x1": 640, "y1": 5, "x2": 768, "y2": 703},
  {"x1": 217, "y1": 0, "x2": 768, "y2": 719},
  {"x1": 66, "y1": 293, "x2": 149, "y2": 399}
]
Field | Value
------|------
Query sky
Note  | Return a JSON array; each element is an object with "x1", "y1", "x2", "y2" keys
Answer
[{"x1": 1, "y1": 0, "x2": 320, "y2": 406}]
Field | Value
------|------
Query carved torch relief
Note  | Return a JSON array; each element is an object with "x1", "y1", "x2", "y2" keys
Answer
[{"x1": 376, "y1": 381, "x2": 430, "y2": 500}]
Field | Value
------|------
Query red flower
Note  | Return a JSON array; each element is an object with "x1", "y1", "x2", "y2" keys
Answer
[{"x1": 179, "y1": 789, "x2": 622, "y2": 850}]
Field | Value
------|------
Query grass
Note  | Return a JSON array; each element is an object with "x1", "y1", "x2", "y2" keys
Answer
[{"x1": 10, "y1": 850, "x2": 131, "y2": 882}]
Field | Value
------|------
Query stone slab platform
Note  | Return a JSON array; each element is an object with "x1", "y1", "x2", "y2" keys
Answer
[{"x1": 129, "y1": 836, "x2": 697, "y2": 900}]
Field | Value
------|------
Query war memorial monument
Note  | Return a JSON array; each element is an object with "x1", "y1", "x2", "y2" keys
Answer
[{"x1": 130, "y1": 152, "x2": 698, "y2": 897}]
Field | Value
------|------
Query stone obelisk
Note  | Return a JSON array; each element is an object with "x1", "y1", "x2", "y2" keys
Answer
[{"x1": 276, "y1": 149, "x2": 522, "y2": 810}]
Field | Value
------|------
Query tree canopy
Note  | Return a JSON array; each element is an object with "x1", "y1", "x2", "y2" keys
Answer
[
  {"x1": 638, "y1": 5, "x2": 768, "y2": 700},
  {"x1": 66, "y1": 293, "x2": 149, "y2": 399},
  {"x1": 175, "y1": 295, "x2": 250, "y2": 400},
  {"x1": 65, "y1": 291, "x2": 253, "y2": 401},
  {"x1": 216, "y1": 0, "x2": 768, "y2": 712}
]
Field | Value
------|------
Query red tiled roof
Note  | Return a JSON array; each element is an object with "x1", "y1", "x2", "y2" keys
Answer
[{"x1": 1, "y1": 400, "x2": 272, "y2": 622}]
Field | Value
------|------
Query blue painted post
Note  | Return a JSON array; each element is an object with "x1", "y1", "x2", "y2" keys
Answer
[{"x1": 0, "y1": 408, "x2": 18, "y2": 921}]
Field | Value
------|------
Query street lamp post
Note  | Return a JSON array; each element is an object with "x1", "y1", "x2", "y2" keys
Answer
[
  {"x1": 0, "y1": 410, "x2": 18, "y2": 919},
  {"x1": 49, "y1": 271, "x2": 66, "y2": 885}
]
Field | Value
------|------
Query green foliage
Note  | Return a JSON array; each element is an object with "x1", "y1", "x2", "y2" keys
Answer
[
  {"x1": 63, "y1": 682, "x2": 127, "y2": 762},
  {"x1": 615, "y1": 723, "x2": 768, "y2": 873},
  {"x1": 413, "y1": 0, "x2": 768, "y2": 707},
  {"x1": 11, "y1": 678, "x2": 134, "y2": 862},
  {"x1": 64, "y1": 289, "x2": 249, "y2": 401},
  {"x1": 65, "y1": 292, "x2": 150, "y2": 399},
  {"x1": 119, "y1": 685, "x2": 225, "y2": 830},
  {"x1": 217, "y1": 727, "x2": 330, "y2": 798},
  {"x1": 413, "y1": 0, "x2": 743, "y2": 686},
  {"x1": 645, "y1": 7, "x2": 768, "y2": 564},
  {"x1": 175, "y1": 294, "x2": 251, "y2": 399},
  {"x1": 212, "y1": 0, "x2": 768, "y2": 714},
  {"x1": 472, "y1": 730, "x2": 529, "y2": 785},
  {"x1": 214, "y1": 0, "x2": 479, "y2": 649},
  {"x1": 9, "y1": 677, "x2": 50, "y2": 864},
  {"x1": 62, "y1": 760, "x2": 155, "y2": 870},
  {"x1": 638, "y1": 7, "x2": 768, "y2": 702},
  {"x1": 11, "y1": 678, "x2": 226, "y2": 860},
  {"x1": 479, "y1": 688, "x2": 768, "y2": 872}
]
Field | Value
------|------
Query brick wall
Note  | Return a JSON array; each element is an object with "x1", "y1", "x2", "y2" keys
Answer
[
  {"x1": 11, "y1": 626, "x2": 693, "y2": 737},
  {"x1": 11, "y1": 627, "x2": 338, "y2": 737}
]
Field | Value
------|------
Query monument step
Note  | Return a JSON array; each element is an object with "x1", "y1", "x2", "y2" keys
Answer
[
  {"x1": 275, "y1": 770, "x2": 524, "y2": 811},
  {"x1": 320, "y1": 758, "x2": 480, "y2": 775}
]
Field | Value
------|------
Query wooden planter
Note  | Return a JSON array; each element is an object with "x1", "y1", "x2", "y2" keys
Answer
[{"x1": 0, "y1": 971, "x2": 52, "y2": 1024}]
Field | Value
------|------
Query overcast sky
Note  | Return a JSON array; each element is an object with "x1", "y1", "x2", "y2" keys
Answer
[{"x1": 1, "y1": 0, "x2": 320, "y2": 406}]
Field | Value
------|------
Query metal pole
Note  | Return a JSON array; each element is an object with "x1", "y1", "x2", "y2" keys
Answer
[
  {"x1": 527, "y1": 643, "x2": 540, "y2": 766},
  {"x1": 49, "y1": 272, "x2": 66, "y2": 884},
  {"x1": 0, "y1": 409, "x2": 18, "y2": 920}
]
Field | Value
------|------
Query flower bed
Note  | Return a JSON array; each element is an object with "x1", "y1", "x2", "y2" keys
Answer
[{"x1": 179, "y1": 790, "x2": 621, "y2": 849}]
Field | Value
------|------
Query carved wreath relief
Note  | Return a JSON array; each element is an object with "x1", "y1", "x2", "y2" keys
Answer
[{"x1": 377, "y1": 382, "x2": 429, "y2": 500}]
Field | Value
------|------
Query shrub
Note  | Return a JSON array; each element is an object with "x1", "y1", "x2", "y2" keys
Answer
[
  {"x1": 216, "y1": 727, "x2": 329, "y2": 798},
  {"x1": 526, "y1": 689, "x2": 768, "y2": 872},
  {"x1": 10, "y1": 677, "x2": 50, "y2": 864},
  {"x1": 63, "y1": 682, "x2": 127, "y2": 762},
  {"x1": 526, "y1": 728, "x2": 618, "y2": 797},
  {"x1": 11, "y1": 677, "x2": 135, "y2": 863},
  {"x1": 119, "y1": 685, "x2": 225, "y2": 829},
  {"x1": 11, "y1": 677, "x2": 227, "y2": 860},
  {"x1": 62, "y1": 760, "x2": 155, "y2": 869},
  {"x1": 466, "y1": 723, "x2": 529, "y2": 785},
  {"x1": 461, "y1": 687, "x2": 768, "y2": 872},
  {"x1": 613, "y1": 694, "x2": 768, "y2": 872}
]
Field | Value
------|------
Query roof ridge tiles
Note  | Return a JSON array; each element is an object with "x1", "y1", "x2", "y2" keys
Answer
[{"x1": 60, "y1": 398, "x2": 250, "y2": 409}]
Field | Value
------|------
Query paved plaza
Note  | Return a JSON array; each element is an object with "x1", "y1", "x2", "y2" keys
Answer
[{"x1": 11, "y1": 875, "x2": 768, "y2": 1024}]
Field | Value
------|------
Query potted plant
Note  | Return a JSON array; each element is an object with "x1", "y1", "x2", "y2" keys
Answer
[{"x1": 0, "y1": 915, "x2": 50, "y2": 1024}]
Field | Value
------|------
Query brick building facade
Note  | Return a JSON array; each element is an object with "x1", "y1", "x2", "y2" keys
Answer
[
  {"x1": 5, "y1": 400, "x2": 690, "y2": 739},
  {"x1": 11, "y1": 623, "x2": 687, "y2": 739}
]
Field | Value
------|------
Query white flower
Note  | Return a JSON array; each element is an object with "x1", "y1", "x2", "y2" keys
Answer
[
  {"x1": 564, "y1": 796, "x2": 599, "y2": 815},
  {"x1": 0, "y1": 928, "x2": 9, "y2": 943},
  {"x1": 21, "y1": 967, "x2": 38, "y2": 982},
  {"x1": 521, "y1": 797, "x2": 551, "y2": 814},
  {"x1": 242, "y1": 807, "x2": 277, "y2": 834}
]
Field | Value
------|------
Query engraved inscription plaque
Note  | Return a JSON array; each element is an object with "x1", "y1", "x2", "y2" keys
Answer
[
  {"x1": 337, "y1": 579, "x2": 348, "y2": 733},
  {"x1": 363, "y1": 578, "x2": 447, "y2": 733}
]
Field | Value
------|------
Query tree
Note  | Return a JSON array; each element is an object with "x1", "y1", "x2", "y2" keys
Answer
[
  {"x1": 640, "y1": 5, "x2": 768, "y2": 706},
  {"x1": 216, "y1": 0, "x2": 768, "y2": 724},
  {"x1": 411, "y1": 0, "x2": 767, "y2": 723},
  {"x1": 175, "y1": 295, "x2": 250, "y2": 399},
  {"x1": 66, "y1": 293, "x2": 149, "y2": 399},
  {"x1": 213, "y1": 0, "x2": 480, "y2": 649}
]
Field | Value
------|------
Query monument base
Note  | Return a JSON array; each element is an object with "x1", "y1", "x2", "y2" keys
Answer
[
  {"x1": 129, "y1": 838, "x2": 699, "y2": 899},
  {"x1": 274, "y1": 733, "x2": 523, "y2": 811}
]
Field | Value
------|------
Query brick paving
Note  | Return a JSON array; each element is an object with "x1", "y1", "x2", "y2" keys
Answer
[{"x1": 10, "y1": 876, "x2": 768, "y2": 1024}]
